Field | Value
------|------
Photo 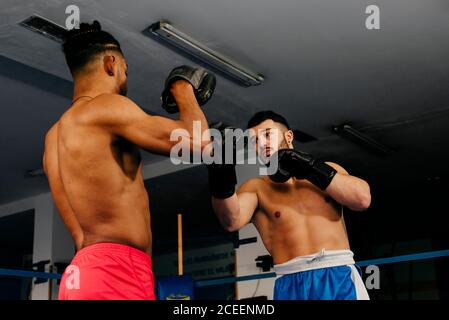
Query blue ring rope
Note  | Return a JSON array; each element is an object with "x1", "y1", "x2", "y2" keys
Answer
[
  {"x1": 196, "y1": 249, "x2": 449, "y2": 287},
  {"x1": 1, "y1": 249, "x2": 448, "y2": 286},
  {"x1": 0, "y1": 268, "x2": 61, "y2": 280},
  {"x1": 355, "y1": 249, "x2": 449, "y2": 267}
]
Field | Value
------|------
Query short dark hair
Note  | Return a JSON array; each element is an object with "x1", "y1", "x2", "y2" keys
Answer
[
  {"x1": 62, "y1": 20, "x2": 123, "y2": 75},
  {"x1": 247, "y1": 110, "x2": 290, "y2": 130}
]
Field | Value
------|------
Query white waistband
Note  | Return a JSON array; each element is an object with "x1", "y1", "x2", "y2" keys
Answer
[{"x1": 274, "y1": 249, "x2": 355, "y2": 275}]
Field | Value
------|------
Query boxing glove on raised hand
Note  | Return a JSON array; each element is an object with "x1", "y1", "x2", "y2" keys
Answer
[
  {"x1": 269, "y1": 149, "x2": 337, "y2": 190},
  {"x1": 206, "y1": 122, "x2": 238, "y2": 199},
  {"x1": 161, "y1": 65, "x2": 216, "y2": 114}
]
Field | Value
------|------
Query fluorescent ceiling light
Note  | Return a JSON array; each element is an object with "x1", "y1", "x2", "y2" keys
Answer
[
  {"x1": 333, "y1": 124, "x2": 394, "y2": 155},
  {"x1": 145, "y1": 20, "x2": 264, "y2": 87}
]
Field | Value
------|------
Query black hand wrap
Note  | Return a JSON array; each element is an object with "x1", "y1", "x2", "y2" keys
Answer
[
  {"x1": 161, "y1": 65, "x2": 216, "y2": 114},
  {"x1": 269, "y1": 149, "x2": 337, "y2": 190},
  {"x1": 206, "y1": 122, "x2": 237, "y2": 199}
]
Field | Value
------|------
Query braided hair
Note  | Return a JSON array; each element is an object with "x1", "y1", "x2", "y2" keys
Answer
[{"x1": 62, "y1": 20, "x2": 123, "y2": 75}]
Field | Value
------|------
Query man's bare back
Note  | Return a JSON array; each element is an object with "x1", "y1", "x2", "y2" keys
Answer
[
  {"x1": 50, "y1": 21, "x2": 212, "y2": 299},
  {"x1": 240, "y1": 176, "x2": 349, "y2": 264},
  {"x1": 44, "y1": 81, "x2": 209, "y2": 257},
  {"x1": 45, "y1": 97, "x2": 152, "y2": 253}
]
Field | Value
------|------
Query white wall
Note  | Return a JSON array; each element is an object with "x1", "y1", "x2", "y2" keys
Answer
[
  {"x1": 31, "y1": 193, "x2": 55, "y2": 300},
  {"x1": 0, "y1": 192, "x2": 74, "y2": 300}
]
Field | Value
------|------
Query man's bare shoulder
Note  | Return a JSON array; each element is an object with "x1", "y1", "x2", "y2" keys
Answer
[
  {"x1": 43, "y1": 122, "x2": 59, "y2": 173},
  {"x1": 45, "y1": 122, "x2": 59, "y2": 145},
  {"x1": 237, "y1": 177, "x2": 265, "y2": 194},
  {"x1": 84, "y1": 93, "x2": 133, "y2": 114},
  {"x1": 74, "y1": 94, "x2": 142, "y2": 126},
  {"x1": 93, "y1": 93, "x2": 129, "y2": 105}
]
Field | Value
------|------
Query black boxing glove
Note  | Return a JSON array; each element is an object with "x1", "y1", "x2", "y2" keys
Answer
[
  {"x1": 206, "y1": 122, "x2": 238, "y2": 199},
  {"x1": 269, "y1": 149, "x2": 337, "y2": 190},
  {"x1": 161, "y1": 65, "x2": 216, "y2": 114}
]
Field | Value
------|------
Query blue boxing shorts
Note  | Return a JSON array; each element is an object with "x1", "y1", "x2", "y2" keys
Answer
[{"x1": 273, "y1": 249, "x2": 369, "y2": 300}]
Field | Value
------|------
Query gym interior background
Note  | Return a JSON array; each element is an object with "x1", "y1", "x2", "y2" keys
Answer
[{"x1": 1, "y1": 0, "x2": 449, "y2": 299}]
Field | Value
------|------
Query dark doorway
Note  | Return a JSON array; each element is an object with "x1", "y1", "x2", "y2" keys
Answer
[{"x1": 0, "y1": 210, "x2": 35, "y2": 299}]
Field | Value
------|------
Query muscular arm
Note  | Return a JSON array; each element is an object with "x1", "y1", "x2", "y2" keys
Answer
[
  {"x1": 94, "y1": 82, "x2": 210, "y2": 155},
  {"x1": 324, "y1": 162, "x2": 371, "y2": 211},
  {"x1": 212, "y1": 179, "x2": 259, "y2": 232},
  {"x1": 43, "y1": 124, "x2": 83, "y2": 249}
]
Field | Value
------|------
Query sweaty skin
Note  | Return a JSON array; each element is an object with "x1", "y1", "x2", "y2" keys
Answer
[
  {"x1": 44, "y1": 79, "x2": 209, "y2": 255},
  {"x1": 212, "y1": 120, "x2": 371, "y2": 264},
  {"x1": 44, "y1": 97, "x2": 149, "y2": 253},
  {"x1": 238, "y1": 176, "x2": 349, "y2": 264}
]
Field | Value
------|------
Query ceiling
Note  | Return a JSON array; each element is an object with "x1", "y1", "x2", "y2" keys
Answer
[{"x1": 1, "y1": 0, "x2": 449, "y2": 207}]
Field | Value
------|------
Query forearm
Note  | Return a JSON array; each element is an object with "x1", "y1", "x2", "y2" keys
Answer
[
  {"x1": 212, "y1": 194, "x2": 241, "y2": 232},
  {"x1": 172, "y1": 83, "x2": 210, "y2": 148},
  {"x1": 270, "y1": 150, "x2": 371, "y2": 211},
  {"x1": 325, "y1": 173, "x2": 371, "y2": 211}
]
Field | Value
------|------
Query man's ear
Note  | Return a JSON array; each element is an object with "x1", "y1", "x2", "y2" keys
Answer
[
  {"x1": 103, "y1": 55, "x2": 116, "y2": 76},
  {"x1": 284, "y1": 129, "x2": 294, "y2": 146}
]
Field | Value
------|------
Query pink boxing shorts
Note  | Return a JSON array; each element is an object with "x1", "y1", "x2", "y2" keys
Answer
[{"x1": 58, "y1": 242, "x2": 155, "y2": 300}]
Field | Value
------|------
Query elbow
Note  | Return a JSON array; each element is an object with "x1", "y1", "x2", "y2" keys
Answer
[
  {"x1": 212, "y1": 197, "x2": 242, "y2": 232},
  {"x1": 220, "y1": 216, "x2": 242, "y2": 233},
  {"x1": 223, "y1": 223, "x2": 240, "y2": 233},
  {"x1": 359, "y1": 193, "x2": 371, "y2": 211},
  {"x1": 356, "y1": 183, "x2": 371, "y2": 211}
]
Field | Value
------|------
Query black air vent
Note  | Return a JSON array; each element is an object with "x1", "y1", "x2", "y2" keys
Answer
[{"x1": 19, "y1": 15, "x2": 67, "y2": 42}]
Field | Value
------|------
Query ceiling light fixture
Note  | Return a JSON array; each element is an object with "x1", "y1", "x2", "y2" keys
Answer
[
  {"x1": 145, "y1": 20, "x2": 264, "y2": 87},
  {"x1": 333, "y1": 124, "x2": 394, "y2": 155}
]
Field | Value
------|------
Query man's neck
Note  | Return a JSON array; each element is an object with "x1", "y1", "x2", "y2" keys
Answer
[{"x1": 73, "y1": 76, "x2": 116, "y2": 100}]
